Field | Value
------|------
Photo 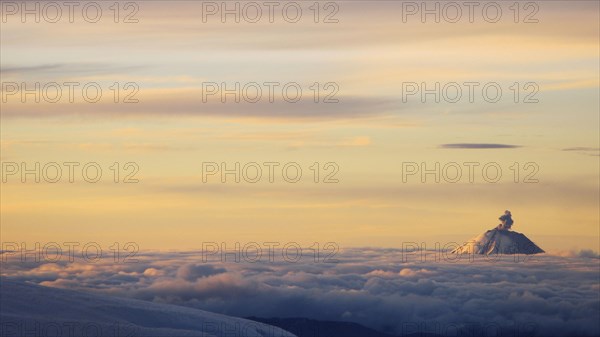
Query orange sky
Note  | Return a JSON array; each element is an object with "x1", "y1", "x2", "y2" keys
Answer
[{"x1": 1, "y1": 1, "x2": 598, "y2": 252}]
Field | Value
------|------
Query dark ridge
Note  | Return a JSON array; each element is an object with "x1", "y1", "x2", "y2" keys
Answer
[{"x1": 245, "y1": 317, "x2": 443, "y2": 337}]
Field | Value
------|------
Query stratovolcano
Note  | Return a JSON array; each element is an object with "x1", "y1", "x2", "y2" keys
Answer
[{"x1": 452, "y1": 228, "x2": 545, "y2": 255}]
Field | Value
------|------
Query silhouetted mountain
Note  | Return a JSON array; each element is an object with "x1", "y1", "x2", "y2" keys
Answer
[{"x1": 246, "y1": 317, "x2": 442, "y2": 337}]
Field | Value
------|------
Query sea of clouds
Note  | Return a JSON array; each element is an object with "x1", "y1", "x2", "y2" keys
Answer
[{"x1": 1, "y1": 246, "x2": 599, "y2": 337}]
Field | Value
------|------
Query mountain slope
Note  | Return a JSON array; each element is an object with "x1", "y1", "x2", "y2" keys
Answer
[
  {"x1": 452, "y1": 228, "x2": 544, "y2": 255},
  {"x1": 247, "y1": 317, "x2": 443, "y2": 337},
  {"x1": 0, "y1": 279, "x2": 296, "y2": 337},
  {"x1": 248, "y1": 317, "x2": 394, "y2": 337}
]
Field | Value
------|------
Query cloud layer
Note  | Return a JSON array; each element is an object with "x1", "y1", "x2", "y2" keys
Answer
[{"x1": 2, "y1": 248, "x2": 599, "y2": 336}]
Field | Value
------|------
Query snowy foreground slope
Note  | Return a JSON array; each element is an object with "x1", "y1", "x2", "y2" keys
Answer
[
  {"x1": 0, "y1": 279, "x2": 296, "y2": 337},
  {"x1": 452, "y1": 228, "x2": 544, "y2": 254}
]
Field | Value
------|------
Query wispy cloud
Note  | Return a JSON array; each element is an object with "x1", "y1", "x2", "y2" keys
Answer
[
  {"x1": 1, "y1": 90, "x2": 399, "y2": 122},
  {"x1": 1, "y1": 64, "x2": 63, "y2": 74},
  {"x1": 1, "y1": 63, "x2": 146, "y2": 80},
  {"x1": 562, "y1": 147, "x2": 600, "y2": 156},
  {"x1": 440, "y1": 143, "x2": 521, "y2": 149}
]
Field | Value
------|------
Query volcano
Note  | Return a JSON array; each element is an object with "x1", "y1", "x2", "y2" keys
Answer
[{"x1": 452, "y1": 228, "x2": 545, "y2": 255}]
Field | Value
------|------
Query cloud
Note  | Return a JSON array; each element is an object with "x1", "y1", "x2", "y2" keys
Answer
[
  {"x1": 1, "y1": 90, "x2": 399, "y2": 122},
  {"x1": 562, "y1": 147, "x2": 600, "y2": 156},
  {"x1": 562, "y1": 147, "x2": 599, "y2": 151},
  {"x1": 176, "y1": 264, "x2": 227, "y2": 281},
  {"x1": 551, "y1": 249, "x2": 600, "y2": 259},
  {"x1": 440, "y1": 143, "x2": 521, "y2": 149},
  {"x1": 1, "y1": 64, "x2": 63, "y2": 74},
  {"x1": 2, "y1": 248, "x2": 599, "y2": 336},
  {"x1": 1, "y1": 63, "x2": 146, "y2": 78},
  {"x1": 286, "y1": 136, "x2": 372, "y2": 150},
  {"x1": 143, "y1": 268, "x2": 164, "y2": 277}
]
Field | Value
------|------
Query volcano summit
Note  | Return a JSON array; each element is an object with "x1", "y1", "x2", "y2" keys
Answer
[{"x1": 452, "y1": 211, "x2": 545, "y2": 255}]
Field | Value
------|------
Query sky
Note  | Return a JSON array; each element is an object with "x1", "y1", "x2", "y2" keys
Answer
[{"x1": 1, "y1": 1, "x2": 599, "y2": 252}]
